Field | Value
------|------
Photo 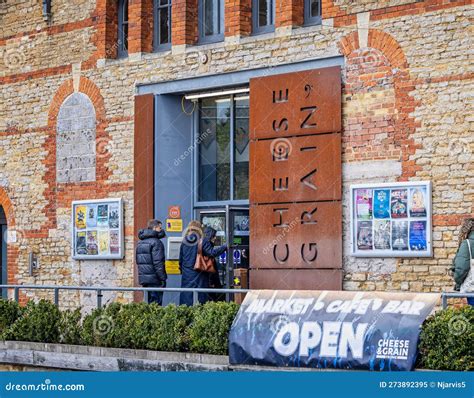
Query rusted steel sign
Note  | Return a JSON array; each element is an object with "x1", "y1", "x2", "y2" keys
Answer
[
  {"x1": 249, "y1": 66, "x2": 342, "y2": 288},
  {"x1": 250, "y1": 133, "x2": 341, "y2": 203},
  {"x1": 250, "y1": 201, "x2": 342, "y2": 269},
  {"x1": 250, "y1": 67, "x2": 341, "y2": 139}
]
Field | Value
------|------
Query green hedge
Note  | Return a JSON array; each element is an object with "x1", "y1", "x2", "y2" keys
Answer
[
  {"x1": 0, "y1": 298, "x2": 472, "y2": 369},
  {"x1": 418, "y1": 305, "x2": 473, "y2": 371},
  {"x1": 2, "y1": 300, "x2": 61, "y2": 343},
  {"x1": 0, "y1": 299, "x2": 238, "y2": 355},
  {"x1": 0, "y1": 299, "x2": 23, "y2": 334}
]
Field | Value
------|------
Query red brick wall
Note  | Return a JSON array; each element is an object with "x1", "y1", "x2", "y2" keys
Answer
[
  {"x1": 225, "y1": 0, "x2": 252, "y2": 37},
  {"x1": 172, "y1": 0, "x2": 199, "y2": 45},
  {"x1": 276, "y1": 0, "x2": 304, "y2": 28},
  {"x1": 94, "y1": 0, "x2": 119, "y2": 59},
  {"x1": 129, "y1": 0, "x2": 154, "y2": 53}
]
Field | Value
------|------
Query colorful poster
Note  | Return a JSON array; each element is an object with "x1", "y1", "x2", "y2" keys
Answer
[
  {"x1": 357, "y1": 221, "x2": 373, "y2": 250},
  {"x1": 97, "y1": 204, "x2": 108, "y2": 227},
  {"x1": 374, "y1": 220, "x2": 391, "y2": 250},
  {"x1": 410, "y1": 221, "x2": 427, "y2": 251},
  {"x1": 391, "y1": 189, "x2": 408, "y2": 218},
  {"x1": 86, "y1": 205, "x2": 97, "y2": 228},
  {"x1": 373, "y1": 189, "x2": 390, "y2": 219},
  {"x1": 110, "y1": 230, "x2": 120, "y2": 254},
  {"x1": 76, "y1": 231, "x2": 87, "y2": 255},
  {"x1": 75, "y1": 205, "x2": 87, "y2": 230},
  {"x1": 98, "y1": 230, "x2": 110, "y2": 255},
  {"x1": 392, "y1": 221, "x2": 408, "y2": 251},
  {"x1": 108, "y1": 204, "x2": 119, "y2": 229},
  {"x1": 409, "y1": 187, "x2": 427, "y2": 217},
  {"x1": 356, "y1": 189, "x2": 372, "y2": 220},
  {"x1": 86, "y1": 230, "x2": 98, "y2": 255}
]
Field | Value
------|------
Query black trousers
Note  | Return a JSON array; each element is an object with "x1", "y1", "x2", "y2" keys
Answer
[{"x1": 143, "y1": 284, "x2": 164, "y2": 306}]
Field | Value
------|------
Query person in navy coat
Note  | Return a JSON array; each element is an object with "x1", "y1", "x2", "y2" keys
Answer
[{"x1": 179, "y1": 221, "x2": 227, "y2": 306}]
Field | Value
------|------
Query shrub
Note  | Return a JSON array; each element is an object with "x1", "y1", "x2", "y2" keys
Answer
[
  {"x1": 146, "y1": 304, "x2": 194, "y2": 352},
  {"x1": 418, "y1": 306, "x2": 473, "y2": 371},
  {"x1": 2, "y1": 300, "x2": 61, "y2": 343},
  {"x1": 189, "y1": 301, "x2": 240, "y2": 355},
  {"x1": 81, "y1": 302, "x2": 122, "y2": 347},
  {"x1": 1, "y1": 299, "x2": 240, "y2": 356},
  {"x1": 0, "y1": 299, "x2": 23, "y2": 334},
  {"x1": 58, "y1": 308, "x2": 82, "y2": 345},
  {"x1": 106, "y1": 302, "x2": 158, "y2": 350}
]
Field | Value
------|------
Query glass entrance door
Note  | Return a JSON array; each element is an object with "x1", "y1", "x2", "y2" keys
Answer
[{"x1": 196, "y1": 206, "x2": 249, "y2": 294}]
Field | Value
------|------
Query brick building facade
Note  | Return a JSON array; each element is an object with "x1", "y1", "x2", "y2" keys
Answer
[{"x1": 0, "y1": 0, "x2": 472, "y2": 309}]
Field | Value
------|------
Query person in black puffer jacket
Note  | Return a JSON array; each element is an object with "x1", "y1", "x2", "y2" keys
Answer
[
  {"x1": 136, "y1": 219, "x2": 167, "y2": 305},
  {"x1": 179, "y1": 221, "x2": 227, "y2": 306}
]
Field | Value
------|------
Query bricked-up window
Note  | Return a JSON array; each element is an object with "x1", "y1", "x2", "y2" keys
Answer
[
  {"x1": 56, "y1": 93, "x2": 96, "y2": 184},
  {"x1": 154, "y1": 0, "x2": 172, "y2": 51},
  {"x1": 252, "y1": 0, "x2": 275, "y2": 34},
  {"x1": 304, "y1": 0, "x2": 321, "y2": 25},
  {"x1": 118, "y1": 0, "x2": 129, "y2": 57},
  {"x1": 198, "y1": 0, "x2": 224, "y2": 44}
]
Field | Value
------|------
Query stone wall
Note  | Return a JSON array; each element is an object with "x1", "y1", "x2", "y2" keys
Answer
[{"x1": 0, "y1": 0, "x2": 472, "y2": 307}]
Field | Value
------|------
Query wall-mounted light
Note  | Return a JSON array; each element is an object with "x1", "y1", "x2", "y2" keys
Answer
[{"x1": 42, "y1": 0, "x2": 52, "y2": 22}]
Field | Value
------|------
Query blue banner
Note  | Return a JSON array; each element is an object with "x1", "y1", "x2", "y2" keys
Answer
[{"x1": 229, "y1": 290, "x2": 439, "y2": 371}]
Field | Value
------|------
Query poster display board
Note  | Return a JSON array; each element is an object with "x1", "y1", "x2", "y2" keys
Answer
[
  {"x1": 350, "y1": 181, "x2": 432, "y2": 257},
  {"x1": 229, "y1": 290, "x2": 439, "y2": 371},
  {"x1": 72, "y1": 198, "x2": 124, "y2": 260}
]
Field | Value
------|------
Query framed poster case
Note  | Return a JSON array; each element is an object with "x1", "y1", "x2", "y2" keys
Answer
[
  {"x1": 350, "y1": 181, "x2": 432, "y2": 258},
  {"x1": 72, "y1": 198, "x2": 124, "y2": 260}
]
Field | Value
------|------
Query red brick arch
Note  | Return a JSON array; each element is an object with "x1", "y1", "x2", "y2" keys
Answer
[
  {"x1": 37, "y1": 77, "x2": 111, "y2": 236},
  {"x1": 0, "y1": 186, "x2": 19, "y2": 288},
  {"x1": 338, "y1": 29, "x2": 421, "y2": 180}
]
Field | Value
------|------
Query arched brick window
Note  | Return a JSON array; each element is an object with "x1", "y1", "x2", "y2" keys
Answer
[{"x1": 56, "y1": 93, "x2": 96, "y2": 183}]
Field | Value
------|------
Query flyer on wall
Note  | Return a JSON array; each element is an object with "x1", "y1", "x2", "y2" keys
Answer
[
  {"x1": 409, "y1": 187, "x2": 427, "y2": 217},
  {"x1": 357, "y1": 221, "x2": 373, "y2": 250},
  {"x1": 86, "y1": 204, "x2": 97, "y2": 228},
  {"x1": 109, "y1": 203, "x2": 120, "y2": 229},
  {"x1": 97, "y1": 204, "x2": 109, "y2": 227},
  {"x1": 374, "y1": 220, "x2": 391, "y2": 250},
  {"x1": 75, "y1": 205, "x2": 87, "y2": 230},
  {"x1": 410, "y1": 220, "x2": 427, "y2": 251},
  {"x1": 373, "y1": 189, "x2": 390, "y2": 219},
  {"x1": 392, "y1": 220, "x2": 409, "y2": 251},
  {"x1": 356, "y1": 189, "x2": 372, "y2": 220},
  {"x1": 390, "y1": 189, "x2": 408, "y2": 218},
  {"x1": 86, "y1": 230, "x2": 98, "y2": 255},
  {"x1": 110, "y1": 230, "x2": 120, "y2": 254},
  {"x1": 75, "y1": 231, "x2": 87, "y2": 255},
  {"x1": 98, "y1": 230, "x2": 110, "y2": 255}
]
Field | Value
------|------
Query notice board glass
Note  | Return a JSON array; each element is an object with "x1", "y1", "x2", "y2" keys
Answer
[
  {"x1": 72, "y1": 198, "x2": 124, "y2": 260},
  {"x1": 350, "y1": 181, "x2": 432, "y2": 257}
]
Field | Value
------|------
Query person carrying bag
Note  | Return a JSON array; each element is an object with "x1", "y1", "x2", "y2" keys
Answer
[
  {"x1": 179, "y1": 222, "x2": 227, "y2": 306},
  {"x1": 452, "y1": 218, "x2": 474, "y2": 305}
]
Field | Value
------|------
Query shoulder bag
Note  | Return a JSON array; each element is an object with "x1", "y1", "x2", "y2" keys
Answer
[{"x1": 194, "y1": 240, "x2": 216, "y2": 273}]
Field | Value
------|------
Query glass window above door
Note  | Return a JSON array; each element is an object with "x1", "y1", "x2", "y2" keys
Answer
[{"x1": 197, "y1": 95, "x2": 249, "y2": 203}]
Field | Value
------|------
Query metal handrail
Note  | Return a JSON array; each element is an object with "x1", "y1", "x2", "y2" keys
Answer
[
  {"x1": 440, "y1": 291, "x2": 474, "y2": 309},
  {"x1": 0, "y1": 284, "x2": 251, "y2": 308},
  {"x1": 0, "y1": 284, "x2": 471, "y2": 310}
]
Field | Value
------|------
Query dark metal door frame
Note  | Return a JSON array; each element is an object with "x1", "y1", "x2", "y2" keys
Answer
[{"x1": 195, "y1": 205, "x2": 249, "y2": 300}]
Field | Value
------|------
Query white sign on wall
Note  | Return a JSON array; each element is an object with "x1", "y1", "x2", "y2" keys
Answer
[
  {"x1": 72, "y1": 198, "x2": 124, "y2": 260},
  {"x1": 350, "y1": 181, "x2": 432, "y2": 258}
]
